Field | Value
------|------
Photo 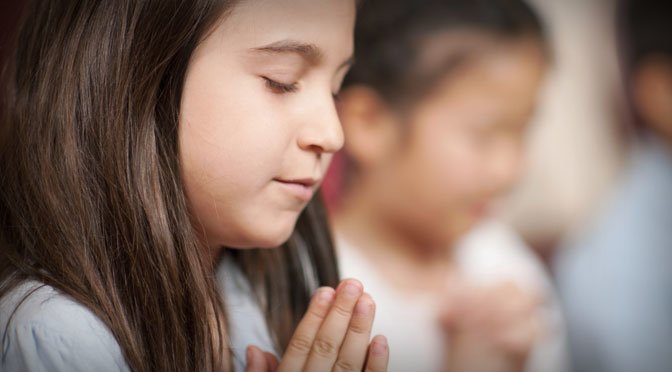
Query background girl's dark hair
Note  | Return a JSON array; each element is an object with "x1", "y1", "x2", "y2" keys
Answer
[
  {"x1": 0, "y1": 1, "x2": 339, "y2": 371},
  {"x1": 620, "y1": 0, "x2": 672, "y2": 67},
  {"x1": 344, "y1": 0, "x2": 548, "y2": 107},
  {"x1": 617, "y1": 0, "x2": 672, "y2": 133}
]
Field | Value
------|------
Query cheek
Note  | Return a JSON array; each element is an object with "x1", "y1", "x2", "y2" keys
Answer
[
  {"x1": 179, "y1": 46, "x2": 295, "y2": 182},
  {"x1": 179, "y1": 80, "x2": 285, "y2": 197},
  {"x1": 179, "y1": 117, "x2": 298, "y2": 248},
  {"x1": 178, "y1": 62, "x2": 298, "y2": 247},
  {"x1": 407, "y1": 122, "x2": 484, "y2": 199}
]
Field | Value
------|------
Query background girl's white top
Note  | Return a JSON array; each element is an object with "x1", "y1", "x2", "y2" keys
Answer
[
  {"x1": 0, "y1": 255, "x2": 277, "y2": 372},
  {"x1": 337, "y1": 219, "x2": 569, "y2": 372}
]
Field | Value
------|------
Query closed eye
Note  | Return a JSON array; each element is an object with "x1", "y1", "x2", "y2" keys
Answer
[{"x1": 263, "y1": 77, "x2": 299, "y2": 94}]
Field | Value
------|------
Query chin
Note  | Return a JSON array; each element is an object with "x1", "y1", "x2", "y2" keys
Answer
[
  {"x1": 222, "y1": 211, "x2": 300, "y2": 249},
  {"x1": 225, "y1": 231, "x2": 293, "y2": 249},
  {"x1": 253, "y1": 229, "x2": 295, "y2": 248},
  {"x1": 246, "y1": 218, "x2": 298, "y2": 249}
]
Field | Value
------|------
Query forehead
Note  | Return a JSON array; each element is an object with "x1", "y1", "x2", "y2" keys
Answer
[
  {"x1": 402, "y1": 42, "x2": 545, "y2": 128},
  {"x1": 214, "y1": 0, "x2": 356, "y2": 57},
  {"x1": 419, "y1": 39, "x2": 546, "y2": 100}
]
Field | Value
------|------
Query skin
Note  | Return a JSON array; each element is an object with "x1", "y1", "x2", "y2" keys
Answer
[
  {"x1": 335, "y1": 38, "x2": 547, "y2": 371},
  {"x1": 179, "y1": 0, "x2": 389, "y2": 370},
  {"x1": 632, "y1": 55, "x2": 672, "y2": 143},
  {"x1": 246, "y1": 281, "x2": 390, "y2": 372},
  {"x1": 180, "y1": 0, "x2": 352, "y2": 252},
  {"x1": 439, "y1": 280, "x2": 543, "y2": 372}
]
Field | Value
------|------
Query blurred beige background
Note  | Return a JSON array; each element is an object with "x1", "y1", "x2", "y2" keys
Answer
[{"x1": 501, "y1": 0, "x2": 628, "y2": 256}]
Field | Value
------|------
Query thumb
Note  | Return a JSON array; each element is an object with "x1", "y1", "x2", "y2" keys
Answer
[{"x1": 245, "y1": 345, "x2": 270, "y2": 372}]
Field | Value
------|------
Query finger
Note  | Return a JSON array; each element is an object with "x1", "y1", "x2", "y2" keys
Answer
[
  {"x1": 449, "y1": 286, "x2": 490, "y2": 330},
  {"x1": 303, "y1": 279, "x2": 363, "y2": 370},
  {"x1": 484, "y1": 287, "x2": 543, "y2": 334},
  {"x1": 333, "y1": 293, "x2": 375, "y2": 372},
  {"x1": 277, "y1": 287, "x2": 335, "y2": 372},
  {"x1": 458, "y1": 283, "x2": 530, "y2": 332},
  {"x1": 439, "y1": 280, "x2": 475, "y2": 331},
  {"x1": 364, "y1": 335, "x2": 389, "y2": 372},
  {"x1": 246, "y1": 346, "x2": 270, "y2": 372},
  {"x1": 442, "y1": 273, "x2": 468, "y2": 307},
  {"x1": 494, "y1": 314, "x2": 544, "y2": 357},
  {"x1": 263, "y1": 352, "x2": 279, "y2": 372}
]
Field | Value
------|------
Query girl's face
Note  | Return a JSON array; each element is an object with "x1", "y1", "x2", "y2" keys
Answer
[
  {"x1": 179, "y1": 0, "x2": 355, "y2": 249},
  {"x1": 358, "y1": 39, "x2": 546, "y2": 246}
]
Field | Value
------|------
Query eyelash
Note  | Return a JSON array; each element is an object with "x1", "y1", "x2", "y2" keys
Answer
[
  {"x1": 263, "y1": 76, "x2": 342, "y2": 103},
  {"x1": 263, "y1": 77, "x2": 299, "y2": 94}
]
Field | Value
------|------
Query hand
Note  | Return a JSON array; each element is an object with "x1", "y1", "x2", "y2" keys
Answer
[
  {"x1": 246, "y1": 279, "x2": 389, "y2": 372},
  {"x1": 439, "y1": 280, "x2": 543, "y2": 372}
]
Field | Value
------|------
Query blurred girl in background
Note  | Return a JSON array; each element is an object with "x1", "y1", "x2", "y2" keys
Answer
[{"x1": 327, "y1": 0, "x2": 568, "y2": 370}]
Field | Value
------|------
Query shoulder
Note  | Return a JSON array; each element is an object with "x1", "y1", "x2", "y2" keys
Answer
[{"x1": 0, "y1": 280, "x2": 129, "y2": 372}]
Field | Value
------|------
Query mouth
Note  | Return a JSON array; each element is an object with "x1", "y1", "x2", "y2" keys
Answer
[
  {"x1": 274, "y1": 178, "x2": 319, "y2": 188},
  {"x1": 470, "y1": 202, "x2": 491, "y2": 219},
  {"x1": 273, "y1": 177, "x2": 320, "y2": 202}
]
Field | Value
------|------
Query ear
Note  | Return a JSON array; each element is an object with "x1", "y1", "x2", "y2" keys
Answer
[
  {"x1": 338, "y1": 85, "x2": 401, "y2": 170},
  {"x1": 632, "y1": 56, "x2": 672, "y2": 141}
]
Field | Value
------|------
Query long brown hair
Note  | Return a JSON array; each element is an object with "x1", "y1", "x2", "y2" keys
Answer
[{"x1": 0, "y1": 1, "x2": 339, "y2": 371}]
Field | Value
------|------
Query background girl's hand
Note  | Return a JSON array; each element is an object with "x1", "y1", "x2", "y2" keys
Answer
[
  {"x1": 439, "y1": 281, "x2": 543, "y2": 372},
  {"x1": 246, "y1": 279, "x2": 389, "y2": 372}
]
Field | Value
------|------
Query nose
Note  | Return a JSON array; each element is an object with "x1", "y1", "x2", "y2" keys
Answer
[{"x1": 297, "y1": 93, "x2": 344, "y2": 155}]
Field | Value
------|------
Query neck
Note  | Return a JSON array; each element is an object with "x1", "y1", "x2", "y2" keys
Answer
[
  {"x1": 339, "y1": 184, "x2": 454, "y2": 257},
  {"x1": 333, "y1": 187, "x2": 456, "y2": 293}
]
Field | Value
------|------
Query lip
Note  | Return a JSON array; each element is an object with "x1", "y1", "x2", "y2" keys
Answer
[
  {"x1": 273, "y1": 178, "x2": 319, "y2": 202},
  {"x1": 470, "y1": 202, "x2": 491, "y2": 219}
]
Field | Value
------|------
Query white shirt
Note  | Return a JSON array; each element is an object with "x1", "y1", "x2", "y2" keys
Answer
[{"x1": 337, "y1": 219, "x2": 569, "y2": 372}]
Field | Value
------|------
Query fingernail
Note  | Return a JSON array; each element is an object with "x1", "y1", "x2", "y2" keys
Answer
[
  {"x1": 372, "y1": 338, "x2": 388, "y2": 356},
  {"x1": 316, "y1": 288, "x2": 335, "y2": 305},
  {"x1": 355, "y1": 298, "x2": 373, "y2": 315},
  {"x1": 342, "y1": 282, "x2": 362, "y2": 298}
]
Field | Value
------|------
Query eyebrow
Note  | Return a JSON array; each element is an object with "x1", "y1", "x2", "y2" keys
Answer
[{"x1": 250, "y1": 39, "x2": 355, "y2": 69}]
